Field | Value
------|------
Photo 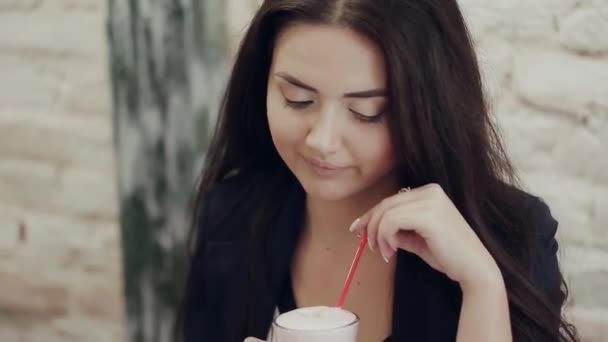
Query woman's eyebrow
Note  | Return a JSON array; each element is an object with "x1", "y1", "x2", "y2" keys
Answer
[{"x1": 275, "y1": 72, "x2": 387, "y2": 98}]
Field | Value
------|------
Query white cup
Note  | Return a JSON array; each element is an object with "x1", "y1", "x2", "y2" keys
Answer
[{"x1": 270, "y1": 306, "x2": 359, "y2": 342}]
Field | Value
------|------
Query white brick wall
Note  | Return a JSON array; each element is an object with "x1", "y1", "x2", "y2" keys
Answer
[
  {"x1": 461, "y1": 1, "x2": 608, "y2": 339},
  {"x1": 0, "y1": 1, "x2": 125, "y2": 341}
]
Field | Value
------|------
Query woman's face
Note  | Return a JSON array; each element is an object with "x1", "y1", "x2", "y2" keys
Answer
[{"x1": 266, "y1": 23, "x2": 398, "y2": 201}]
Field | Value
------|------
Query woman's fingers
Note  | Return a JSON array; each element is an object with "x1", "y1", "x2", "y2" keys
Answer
[
  {"x1": 354, "y1": 188, "x2": 421, "y2": 251},
  {"x1": 348, "y1": 185, "x2": 446, "y2": 272},
  {"x1": 376, "y1": 208, "x2": 422, "y2": 261},
  {"x1": 349, "y1": 183, "x2": 498, "y2": 286}
]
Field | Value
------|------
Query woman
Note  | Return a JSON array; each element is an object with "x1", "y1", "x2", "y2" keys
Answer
[{"x1": 178, "y1": 1, "x2": 580, "y2": 341}]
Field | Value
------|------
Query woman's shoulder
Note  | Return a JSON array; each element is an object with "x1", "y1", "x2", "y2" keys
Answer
[
  {"x1": 514, "y1": 187, "x2": 567, "y2": 306},
  {"x1": 494, "y1": 183, "x2": 566, "y2": 304},
  {"x1": 195, "y1": 170, "x2": 253, "y2": 240},
  {"x1": 502, "y1": 183, "x2": 558, "y2": 240},
  {"x1": 205, "y1": 170, "x2": 249, "y2": 207},
  {"x1": 488, "y1": 182, "x2": 561, "y2": 266}
]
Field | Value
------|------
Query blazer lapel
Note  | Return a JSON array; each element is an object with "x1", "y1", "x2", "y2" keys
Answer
[
  {"x1": 249, "y1": 179, "x2": 305, "y2": 336},
  {"x1": 210, "y1": 176, "x2": 305, "y2": 339},
  {"x1": 264, "y1": 179, "x2": 305, "y2": 297}
]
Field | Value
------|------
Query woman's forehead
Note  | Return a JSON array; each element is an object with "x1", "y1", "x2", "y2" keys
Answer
[{"x1": 271, "y1": 23, "x2": 387, "y2": 94}]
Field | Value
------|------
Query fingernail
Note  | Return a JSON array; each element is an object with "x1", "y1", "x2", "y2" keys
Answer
[
  {"x1": 368, "y1": 239, "x2": 374, "y2": 252},
  {"x1": 382, "y1": 248, "x2": 392, "y2": 263},
  {"x1": 348, "y1": 218, "x2": 360, "y2": 232}
]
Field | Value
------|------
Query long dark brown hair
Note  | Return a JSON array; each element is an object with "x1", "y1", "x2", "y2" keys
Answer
[{"x1": 177, "y1": 1, "x2": 579, "y2": 341}]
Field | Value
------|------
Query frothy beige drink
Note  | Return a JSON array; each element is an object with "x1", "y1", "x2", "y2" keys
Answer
[{"x1": 271, "y1": 306, "x2": 359, "y2": 342}]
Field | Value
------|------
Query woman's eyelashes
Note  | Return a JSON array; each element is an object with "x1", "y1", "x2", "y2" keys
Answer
[
  {"x1": 283, "y1": 97, "x2": 384, "y2": 123},
  {"x1": 349, "y1": 108, "x2": 384, "y2": 123},
  {"x1": 284, "y1": 97, "x2": 313, "y2": 109}
]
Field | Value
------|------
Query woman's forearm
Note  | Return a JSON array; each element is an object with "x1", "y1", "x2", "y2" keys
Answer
[{"x1": 456, "y1": 275, "x2": 512, "y2": 342}]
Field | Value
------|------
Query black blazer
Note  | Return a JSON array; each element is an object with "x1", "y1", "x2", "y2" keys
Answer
[{"x1": 183, "y1": 175, "x2": 565, "y2": 341}]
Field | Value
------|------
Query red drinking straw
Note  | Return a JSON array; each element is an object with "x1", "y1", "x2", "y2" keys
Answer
[{"x1": 336, "y1": 231, "x2": 368, "y2": 308}]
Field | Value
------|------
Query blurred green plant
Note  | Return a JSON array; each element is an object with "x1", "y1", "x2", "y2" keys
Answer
[{"x1": 108, "y1": 1, "x2": 228, "y2": 341}]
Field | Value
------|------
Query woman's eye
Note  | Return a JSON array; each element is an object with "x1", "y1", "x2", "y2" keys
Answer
[
  {"x1": 350, "y1": 109, "x2": 384, "y2": 123},
  {"x1": 284, "y1": 98, "x2": 313, "y2": 109}
]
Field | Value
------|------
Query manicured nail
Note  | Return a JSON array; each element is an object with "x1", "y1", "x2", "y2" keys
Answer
[
  {"x1": 348, "y1": 218, "x2": 360, "y2": 232},
  {"x1": 380, "y1": 247, "x2": 391, "y2": 263},
  {"x1": 368, "y1": 239, "x2": 374, "y2": 252}
]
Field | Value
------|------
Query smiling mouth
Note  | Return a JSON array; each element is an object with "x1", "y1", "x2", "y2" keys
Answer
[{"x1": 305, "y1": 157, "x2": 348, "y2": 170}]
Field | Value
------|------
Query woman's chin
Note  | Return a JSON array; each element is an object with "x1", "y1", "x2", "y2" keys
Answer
[{"x1": 299, "y1": 180, "x2": 356, "y2": 202}]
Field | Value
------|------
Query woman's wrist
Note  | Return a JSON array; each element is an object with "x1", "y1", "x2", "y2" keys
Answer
[
  {"x1": 459, "y1": 262, "x2": 506, "y2": 296},
  {"x1": 457, "y1": 268, "x2": 512, "y2": 342}
]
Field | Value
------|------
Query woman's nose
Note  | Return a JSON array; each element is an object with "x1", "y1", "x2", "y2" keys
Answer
[{"x1": 305, "y1": 106, "x2": 342, "y2": 156}]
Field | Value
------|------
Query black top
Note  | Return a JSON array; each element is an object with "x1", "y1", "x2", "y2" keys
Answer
[
  {"x1": 277, "y1": 274, "x2": 297, "y2": 314},
  {"x1": 183, "y1": 174, "x2": 565, "y2": 342}
]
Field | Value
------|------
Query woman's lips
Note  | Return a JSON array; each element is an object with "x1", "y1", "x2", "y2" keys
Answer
[
  {"x1": 308, "y1": 157, "x2": 344, "y2": 169},
  {"x1": 304, "y1": 156, "x2": 350, "y2": 177}
]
